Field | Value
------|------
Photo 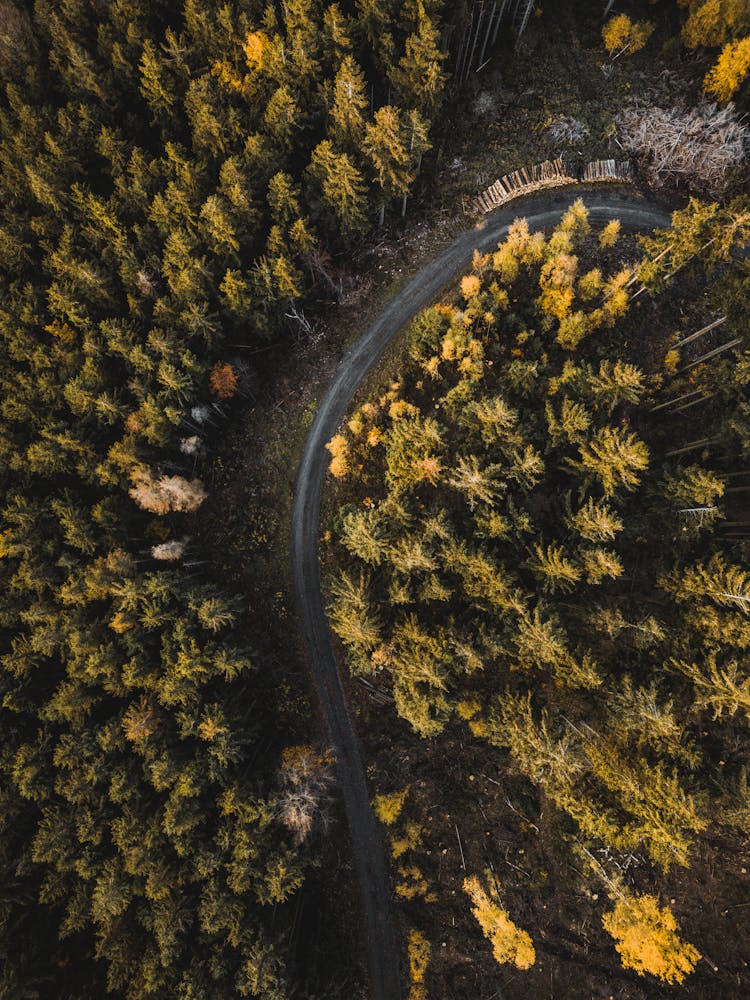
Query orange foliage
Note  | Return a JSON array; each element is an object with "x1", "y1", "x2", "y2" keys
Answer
[
  {"x1": 326, "y1": 433, "x2": 350, "y2": 477},
  {"x1": 122, "y1": 695, "x2": 159, "y2": 745},
  {"x1": 209, "y1": 361, "x2": 238, "y2": 399}
]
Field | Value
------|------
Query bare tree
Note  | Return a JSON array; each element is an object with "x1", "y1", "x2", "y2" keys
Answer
[
  {"x1": 150, "y1": 538, "x2": 188, "y2": 560},
  {"x1": 548, "y1": 116, "x2": 589, "y2": 145},
  {"x1": 129, "y1": 468, "x2": 207, "y2": 514},
  {"x1": 275, "y1": 745, "x2": 335, "y2": 843}
]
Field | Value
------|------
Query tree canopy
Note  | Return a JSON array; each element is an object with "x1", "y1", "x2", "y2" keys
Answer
[{"x1": 328, "y1": 198, "x2": 750, "y2": 982}]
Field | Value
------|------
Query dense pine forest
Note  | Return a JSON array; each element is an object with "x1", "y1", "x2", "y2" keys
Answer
[
  {"x1": 0, "y1": 0, "x2": 450, "y2": 995},
  {"x1": 1, "y1": 0, "x2": 749, "y2": 998}
]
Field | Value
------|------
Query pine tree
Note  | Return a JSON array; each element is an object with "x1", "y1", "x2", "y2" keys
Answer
[
  {"x1": 447, "y1": 454, "x2": 504, "y2": 508},
  {"x1": 308, "y1": 140, "x2": 367, "y2": 237},
  {"x1": 528, "y1": 542, "x2": 581, "y2": 593},
  {"x1": 363, "y1": 105, "x2": 413, "y2": 225},
  {"x1": 329, "y1": 55, "x2": 368, "y2": 151},
  {"x1": 575, "y1": 427, "x2": 650, "y2": 496},
  {"x1": 567, "y1": 497, "x2": 623, "y2": 542},
  {"x1": 587, "y1": 360, "x2": 645, "y2": 413},
  {"x1": 139, "y1": 39, "x2": 177, "y2": 120},
  {"x1": 263, "y1": 85, "x2": 300, "y2": 150},
  {"x1": 390, "y1": 15, "x2": 446, "y2": 112},
  {"x1": 328, "y1": 571, "x2": 382, "y2": 670},
  {"x1": 672, "y1": 655, "x2": 750, "y2": 719}
]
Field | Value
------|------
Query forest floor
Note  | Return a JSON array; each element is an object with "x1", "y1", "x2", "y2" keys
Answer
[{"x1": 204, "y1": 9, "x2": 749, "y2": 998}]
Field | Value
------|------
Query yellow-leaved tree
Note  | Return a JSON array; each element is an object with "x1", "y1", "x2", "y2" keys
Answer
[
  {"x1": 602, "y1": 14, "x2": 654, "y2": 58},
  {"x1": 602, "y1": 892, "x2": 700, "y2": 984},
  {"x1": 705, "y1": 35, "x2": 750, "y2": 100},
  {"x1": 680, "y1": 0, "x2": 750, "y2": 100},
  {"x1": 463, "y1": 874, "x2": 535, "y2": 969}
]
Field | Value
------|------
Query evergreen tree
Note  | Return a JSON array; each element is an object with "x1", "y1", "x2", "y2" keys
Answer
[{"x1": 308, "y1": 139, "x2": 368, "y2": 237}]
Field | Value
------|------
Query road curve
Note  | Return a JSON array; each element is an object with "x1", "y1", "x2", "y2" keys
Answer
[{"x1": 290, "y1": 189, "x2": 671, "y2": 1000}]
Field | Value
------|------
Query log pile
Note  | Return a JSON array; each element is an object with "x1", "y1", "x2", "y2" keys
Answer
[
  {"x1": 472, "y1": 158, "x2": 633, "y2": 214},
  {"x1": 581, "y1": 159, "x2": 634, "y2": 183}
]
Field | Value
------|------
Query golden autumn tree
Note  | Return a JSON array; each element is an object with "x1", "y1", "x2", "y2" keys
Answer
[
  {"x1": 602, "y1": 893, "x2": 700, "y2": 984},
  {"x1": 705, "y1": 35, "x2": 750, "y2": 99},
  {"x1": 463, "y1": 874, "x2": 535, "y2": 970},
  {"x1": 680, "y1": 0, "x2": 750, "y2": 99},
  {"x1": 602, "y1": 14, "x2": 654, "y2": 57}
]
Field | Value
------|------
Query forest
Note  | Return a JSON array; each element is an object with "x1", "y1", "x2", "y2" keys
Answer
[
  {"x1": 327, "y1": 195, "x2": 750, "y2": 991},
  {"x1": 0, "y1": 0, "x2": 451, "y2": 995},
  {"x1": 0, "y1": 0, "x2": 748, "y2": 998}
]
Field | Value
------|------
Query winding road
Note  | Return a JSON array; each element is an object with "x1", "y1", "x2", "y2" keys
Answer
[{"x1": 290, "y1": 189, "x2": 670, "y2": 1000}]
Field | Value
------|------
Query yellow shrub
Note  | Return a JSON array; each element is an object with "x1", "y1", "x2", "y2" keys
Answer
[
  {"x1": 110, "y1": 611, "x2": 135, "y2": 633},
  {"x1": 457, "y1": 698, "x2": 481, "y2": 720},
  {"x1": 396, "y1": 865, "x2": 428, "y2": 900},
  {"x1": 461, "y1": 274, "x2": 481, "y2": 299},
  {"x1": 469, "y1": 715, "x2": 490, "y2": 738},
  {"x1": 325, "y1": 434, "x2": 349, "y2": 477},
  {"x1": 389, "y1": 398, "x2": 418, "y2": 421},
  {"x1": 407, "y1": 929, "x2": 431, "y2": 999},
  {"x1": 538, "y1": 286, "x2": 574, "y2": 321},
  {"x1": 347, "y1": 411, "x2": 365, "y2": 436},
  {"x1": 602, "y1": 894, "x2": 700, "y2": 984},
  {"x1": 373, "y1": 787, "x2": 409, "y2": 825},
  {"x1": 492, "y1": 286, "x2": 510, "y2": 311},
  {"x1": 416, "y1": 456, "x2": 442, "y2": 485},
  {"x1": 663, "y1": 348, "x2": 680, "y2": 375},
  {"x1": 557, "y1": 311, "x2": 589, "y2": 350},
  {"x1": 577, "y1": 267, "x2": 603, "y2": 300},
  {"x1": 464, "y1": 874, "x2": 535, "y2": 969},
  {"x1": 390, "y1": 820, "x2": 423, "y2": 859},
  {"x1": 441, "y1": 333, "x2": 458, "y2": 360}
]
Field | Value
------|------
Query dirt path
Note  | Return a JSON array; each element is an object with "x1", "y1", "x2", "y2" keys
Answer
[{"x1": 290, "y1": 189, "x2": 670, "y2": 1000}]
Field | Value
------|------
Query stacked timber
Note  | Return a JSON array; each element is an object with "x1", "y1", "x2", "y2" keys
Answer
[
  {"x1": 581, "y1": 159, "x2": 634, "y2": 183},
  {"x1": 472, "y1": 158, "x2": 634, "y2": 214},
  {"x1": 473, "y1": 159, "x2": 575, "y2": 213}
]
